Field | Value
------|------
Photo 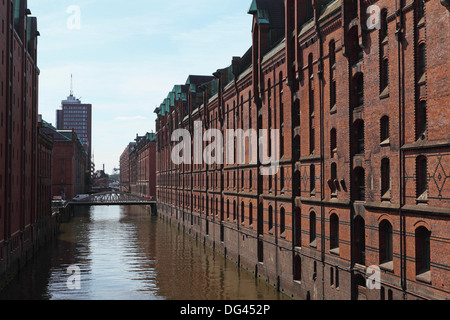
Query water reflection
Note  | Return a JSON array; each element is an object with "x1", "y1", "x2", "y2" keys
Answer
[{"x1": 0, "y1": 206, "x2": 289, "y2": 300}]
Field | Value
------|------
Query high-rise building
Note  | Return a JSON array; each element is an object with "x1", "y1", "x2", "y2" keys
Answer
[{"x1": 56, "y1": 82, "x2": 92, "y2": 165}]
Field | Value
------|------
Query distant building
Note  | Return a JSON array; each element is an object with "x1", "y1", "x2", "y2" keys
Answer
[
  {"x1": 56, "y1": 87, "x2": 92, "y2": 173},
  {"x1": 37, "y1": 117, "x2": 54, "y2": 227},
  {"x1": 120, "y1": 133, "x2": 156, "y2": 199},
  {"x1": 119, "y1": 142, "x2": 135, "y2": 192},
  {"x1": 41, "y1": 121, "x2": 88, "y2": 200}
]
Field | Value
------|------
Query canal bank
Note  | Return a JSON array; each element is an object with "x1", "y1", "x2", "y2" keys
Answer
[{"x1": 0, "y1": 205, "x2": 289, "y2": 300}]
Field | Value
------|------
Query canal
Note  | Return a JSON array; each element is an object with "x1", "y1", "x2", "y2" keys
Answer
[{"x1": 0, "y1": 205, "x2": 289, "y2": 300}]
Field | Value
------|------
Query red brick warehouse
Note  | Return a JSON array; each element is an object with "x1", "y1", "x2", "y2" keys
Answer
[
  {"x1": 0, "y1": 0, "x2": 58, "y2": 286},
  {"x1": 120, "y1": 133, "x2": 157, "y2": 199},
  {"x1": 154, "y1": 0, "x2": 450, "y2": 300}
]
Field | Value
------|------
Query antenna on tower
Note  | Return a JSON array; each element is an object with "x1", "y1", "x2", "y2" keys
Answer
[{"x1": 70, "y1": 74, "x2": 73, "y2": 96}]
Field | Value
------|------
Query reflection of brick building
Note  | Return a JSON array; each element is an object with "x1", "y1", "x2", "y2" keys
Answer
[
  {"x1": 120, "y1": 133, "x2": 156, "y2": 199},
  {"x1": 41, "y1": 122, "x2": 88, "y2": 200},
  {"x1": 155, "y1": 0, "x2": 450, "y2": 300}
]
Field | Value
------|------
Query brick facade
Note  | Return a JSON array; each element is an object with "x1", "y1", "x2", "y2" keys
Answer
[
  {"x1": 0, "y1": 0, "x2": 57, "y2": 287},
  {"x1": 154, "y1": 0, "x2": 450, "y2": 300}
]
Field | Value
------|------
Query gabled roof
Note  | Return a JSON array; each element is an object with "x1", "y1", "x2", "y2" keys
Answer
[{"x1": 248, "y1": 0, "x2": 285, "y2": 30}]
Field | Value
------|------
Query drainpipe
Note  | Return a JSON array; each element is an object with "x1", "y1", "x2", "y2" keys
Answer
[
  {"x1": 315, "y1": 10, "x2": 326, "y2": 301},
  {"x1": 395, "y1": 0, "x2": 407, "y2": 298}
]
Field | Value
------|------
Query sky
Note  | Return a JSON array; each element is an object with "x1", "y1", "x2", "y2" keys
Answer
[{"x1": 28, "y1": 0, "x2": 254, "y2": 174}]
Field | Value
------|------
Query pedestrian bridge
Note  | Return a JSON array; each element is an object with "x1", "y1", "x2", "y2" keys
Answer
[{"x1": 68, "y1": 191, "x2": 156, "y2": 206}]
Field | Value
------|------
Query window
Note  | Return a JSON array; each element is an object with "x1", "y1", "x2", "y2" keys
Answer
[
  {"x1": 354, "y1": 215, "x2": 366, "y2": 265},
  {"x1": 381, "y1": 158, "x2": 391, "y2": 198},
  {"x1": 416, "y1": 156, "x2": 428, "y2": 200},
  {"x1": 279, "y1": 72, "x2": 284, "y2": 158},
  {"x1": 330, "y1": 80, "x2": 337, "y2": 109},
  {"x1": 380, "y1": 9, "x2": 388, "y2": 41},
  {"x1": 418, "y1": 0, "x2": 425, "y2": 19},
  {"x1": 294, "y1": 255, "x2": 302, "y2": 281},
  {"x1": 353, "y1": 167, "x2": 365, "y2": 201},
  {"x1": 330, "y1": 213, "x2": 339, "y2": 251},
  {"x1": 241, "y1": 201, "x2": 245, "y2": 223},
  {"x1": 310, "y1": 211, "x2": 316, "y2": 245},
  {"x1": 352, "y1": 73, "x2": 364, "y2": 108},
  {"x1": 294, "y1": 208, "x2": 301, "y2": 247},
  {"x1": 418, "y1": 43, "x2": 426, "y2": 80},
  {"x1": 379, "y1": 220, "x2": 393, "y2": 264},
  {"x1": 416, "y1": 100, "x2": 427, "y2": 140},
  {"x1": 249, "y1": 202, "x2": 253, "y2": 226},
  {"x1": 310, "y1": 165, "x2": 316, "y2": 193},
  {"x1": 330, "y1": 128, "x2": 337, "y2": 156},
  {"x1": 415, "y1": 226, "x2": 430, "y2": 275},
  {"x1": 352, "y1": 120, "x2": 365, "y2": 155},
  {"x1": 329, "y1": 40, "x2": 336, "y2": 67},
  {"x1": 381, "y1": 58, "x2": 389, "y2": 92},
  {"x1": 280, "y1": 167, "x2": 285, "y2": 192},
  {"x1": 280, "y1": 207, "x2": 286, "y2": 236},
  {"x1": 330, "y1": 162, "x2": 338, "y2": 196},
  {"x1": 268, "y1": 206, "x2": 273, "y2": 232},
  {"x1": 380, "y1": 116, "x2": 390, "y2": 143}
]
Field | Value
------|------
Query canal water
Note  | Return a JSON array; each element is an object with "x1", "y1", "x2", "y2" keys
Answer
[{"x1": 0, "y1": 205, "x2": 288, "y2": 300}]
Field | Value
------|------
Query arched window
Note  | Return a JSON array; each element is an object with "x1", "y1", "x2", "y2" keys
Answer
[
  {"x1": 353, "y1": 215, "x2": 366, "y2": 265},
  {"x1": 379, "y1": 220, "x2": 393, "y2": 264},
  {"x1": 330, "y1": 213, "x2": 339, "y2": 251},
  {"x1": 280, "y1": 207, "x2": 286, "y2": 235},
  {"x1": 415, "y1": 226, "x2": 431, "y2": 275},
  {"x1": 310, "y1": 211, "x2": 317, "y2": 245},
  {"x1": 249, "y1": 202, "x2": 253, "y2": 226},
  {"x1": 241, "y1": 201, "x2": 245, "y2": 223}
]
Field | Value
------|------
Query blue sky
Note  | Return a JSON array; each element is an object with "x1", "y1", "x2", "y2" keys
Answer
[{"x1": 28, "y1": 0, "x2": 253, "y2": 173}]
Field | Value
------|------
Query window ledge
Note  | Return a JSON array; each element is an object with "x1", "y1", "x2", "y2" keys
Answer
[
  {"x1": 380, "y1": 261, "x2": 394, "y2": 272},
  {"x1": 330, "y1": 247, "x2": 340, "y2": 256},
  {"x1": 330, "y1": 105, "x2": 337, "y2": 114},
  {"x1": 418, "y1": 73, "x2": 427, "y2": 85},
  {"x1": 416, "y1": 270, "x2": 431, "y2": 284},
  {"x1": 379, "y1": 87, "x2": 389, "y2": 99},
  {"x1": 310, "y1": 239, "x2": 317, "y2": 248},
  {"x1": 380, "y1": 138, "x2": 390, "y2": 147}
]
